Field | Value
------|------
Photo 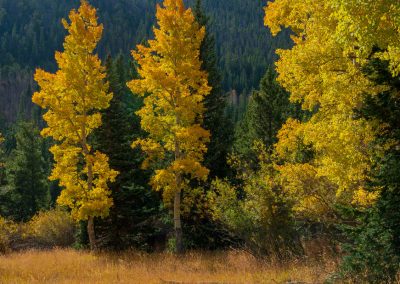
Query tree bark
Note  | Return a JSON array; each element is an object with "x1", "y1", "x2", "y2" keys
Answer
[
  {"x1": 174, "y1": 187, "x2": 183, "y2": 254},
  {"x1": 84, "y1": 143, "x2": 96, "y2": 251},
  {"x1": 87, "y1": 216, "x2": 97, "y2": 251},
  {"x1": 174, "y1": 117, "x2": 184, "y2": 254},
  {"x1": 86, "y1": 161, "x2": 97, "y2": 251},
  {"x1": 82, "y1": 88, "x2": 96, "y2": 251}
]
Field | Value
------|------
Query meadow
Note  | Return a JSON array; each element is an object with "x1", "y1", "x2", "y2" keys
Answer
[{"x1": 0, "y1": 249, "x2": 337, "y2": 283}]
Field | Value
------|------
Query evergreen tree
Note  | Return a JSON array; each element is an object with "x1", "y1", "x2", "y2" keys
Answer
[
  {"x1": 194, "y1": 0, "x2": 233, "y2": 178},
  {"x1": 93, "y1": 54, "x2": 160, "y2": 250},
  {"x1": 234, "y1": 68, "x2": 298, "y2": 159},
  {"x1": 339, "y1": 58, "x2": 400, "y2": 282},
  {"x1": 0, "y1": 133, "x2": 5, "y2": 187},
  {"x1": 0, "y1": 133, "x2": 8, "y2": 216},
  {"x1": 5, "y1": 121, "x2": 50, "y2": 221}
]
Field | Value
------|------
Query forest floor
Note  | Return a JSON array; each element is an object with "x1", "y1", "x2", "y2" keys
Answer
[{"x1": 0, "y1": 249, "x2": 338, "y2": 283}]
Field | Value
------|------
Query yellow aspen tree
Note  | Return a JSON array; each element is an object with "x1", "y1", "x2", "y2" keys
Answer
[
  {"x1": 264, "y1": 0, "x2": 400, "y2": 219},
  {"x1": 127, "y1": 0, "x2": 211, "y2": 253},
  {"x1": 32, "y1": 0, "x2": 118, "y2": 250}
]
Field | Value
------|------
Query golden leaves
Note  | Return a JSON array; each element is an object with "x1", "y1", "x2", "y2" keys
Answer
[
  {"x1": 62, "y1": 0, "x2": 103, "y2": 54},
  {"x1": 33, "y1": 1, "x2": 117, "y2": 222},
  {"x1": 127, "y1": 0, "x2": 211, "y2": 206},
  {"x1": 264, "y1": 0, "x2": 400, "y2": 214},
  {"x1": 52, "y1": 144, "x2": 118, "y2": 221}
]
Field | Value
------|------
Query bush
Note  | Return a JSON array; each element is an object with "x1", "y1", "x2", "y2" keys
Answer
[
  {"x1": 27, "y1": 209, "x2": 76, "y2": 248},
  {"x1": 208, "y1": 144, "x2": 302, "y2": 258},
  {"x1": 0, "y1": 216, "x2": 17, "y2": 254}
]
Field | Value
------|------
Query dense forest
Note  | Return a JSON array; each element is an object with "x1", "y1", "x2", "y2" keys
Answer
[
  {"x1": 1, "y1": 0, "x2": 400, "y2": 283},
  {"x1": 0, "y1": 0, "x2": 290, "y2": 125}
]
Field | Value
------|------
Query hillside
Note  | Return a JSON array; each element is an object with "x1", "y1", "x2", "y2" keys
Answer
[{"x1": 0, "y1": 0, "x2": 290, "y2": 125}]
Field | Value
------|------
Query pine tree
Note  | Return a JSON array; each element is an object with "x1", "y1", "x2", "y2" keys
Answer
[
  {"x1": 0, "y1": 132, "x2": 7, "y2": 215},
  {"x1": 339, "y1": 58, "x2": 400, "y2": 282},
  {"x1": 128, "y1": 0, "x2": 211, "y2": 253},
  {"x1": 5, "y1": 121, "x2": 50, "y2": 221},
  {"x1": 0, "y1": 139, "x2": 12, "y2": 219},
  {"x1": 194, "y1": 0, "x2": 233, "y2": 178},
  {"x1": 0, "y1": 133, "x2": 5, "y2": 187},
  {"x1": 93, "y1": 54, "x2": 160, "y2": 249},
  {"x1": 234, "y1": 68, "x2": 299, "y2": 160},
  {"x1": 32, "y1": 1, "x2": 118, "y2": 250}
]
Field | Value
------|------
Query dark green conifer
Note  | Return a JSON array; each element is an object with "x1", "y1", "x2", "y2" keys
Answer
[
  {"x1": 194, "y1": 0, "x2": 233, "y2": 178},
  {"x1": 92, "y1": 54, "x2": 160, "y2": 250},
  {"x1": 4, "y1": 121, "x2": 50, "y2": 221},
  {"x1": 339, "y1": 58, "x2": 400, "y2": 282},
  {"x1": 234, "y1": 68, "x2": 299, "y2": 159}
]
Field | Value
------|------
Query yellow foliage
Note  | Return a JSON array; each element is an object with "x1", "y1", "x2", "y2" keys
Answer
[
  {"x1": 27, "y1": 209, "x2": 76, "y2": 247},
  {"x1": 0, "y1": 217, "x2": 17, "y2": 254},
  {"x1": 264, "y1": 0, "x2": 400, "y2": 213},
  {"x1": 32, "y1": 1, "x2": 118, "y2": 221},
  {"x1": 207, "y1": 178, "x2": 240, "y2": 227},
  {"x1": 181, "y1": 187, "x2": 209, "y2": 217},
  {"x1": 208, "y1": 145, "x2": 302, "y2": 256},
  {"x1": 127, "y1": 0, "x2": 211, "y2": 204},
  {"x1": 277, "y1": 163, "x2": 340, "y2": 219},
  {"x1": 275, "y1": 118, "x2": 307, "y2": 161},
  {"x1": 352, "y1": 188, "x2": 380, "y2": 207},
  {"x1": 53, "y1": 146, "x2": 117, "y2": 220}
]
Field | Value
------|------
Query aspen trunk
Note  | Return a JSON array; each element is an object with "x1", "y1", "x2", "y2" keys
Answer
[
  {"x1": 87, "y1": 162, "x2": 96, "y2": 250},
  {"x1": 85, "y1": 144, "x2": 96, "y2": 251},
  {"x1": 87, "y1": 216, "x2": 97, "y2": 251},
  {"x1": 82, "y1": 101, "x2": 96, "y2": 251},
  {"x1": 174, "y1": 118, "x2": 184, "y2": 254},
  {"x1": 174, "y1": 187, "x2": 183, "y2": 254}
]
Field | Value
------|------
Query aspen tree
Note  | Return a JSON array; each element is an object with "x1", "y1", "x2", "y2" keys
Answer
[
  {"x1": 33, "y1": 0, "x2": 118, "y2": 250},
  {"x1": 264, "y1": 0, "x2": 400, "y2": 216},
  {"x1": 128, "y1": 0, "x2": 211, "y2": 253}
]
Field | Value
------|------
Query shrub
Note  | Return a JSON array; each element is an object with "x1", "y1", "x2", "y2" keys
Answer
[
  {"x1": 27, "y1": 209, "x2": 76, "y2": 248},
  {"x1": 208, "y1": 144, "x2": 302, "y2": 258},
  {"x1": 0, "y1": 216, "x2": 17, "y2": 254}
]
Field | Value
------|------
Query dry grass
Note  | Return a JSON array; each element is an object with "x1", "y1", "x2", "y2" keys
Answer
[{"x1": 0, "y1": 249, "x2": 337, "y2": 283}]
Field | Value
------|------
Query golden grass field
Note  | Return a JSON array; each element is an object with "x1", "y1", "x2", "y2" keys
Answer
[{"x1": 0, "y1": 249, "x2": 338, "y2": 284}]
